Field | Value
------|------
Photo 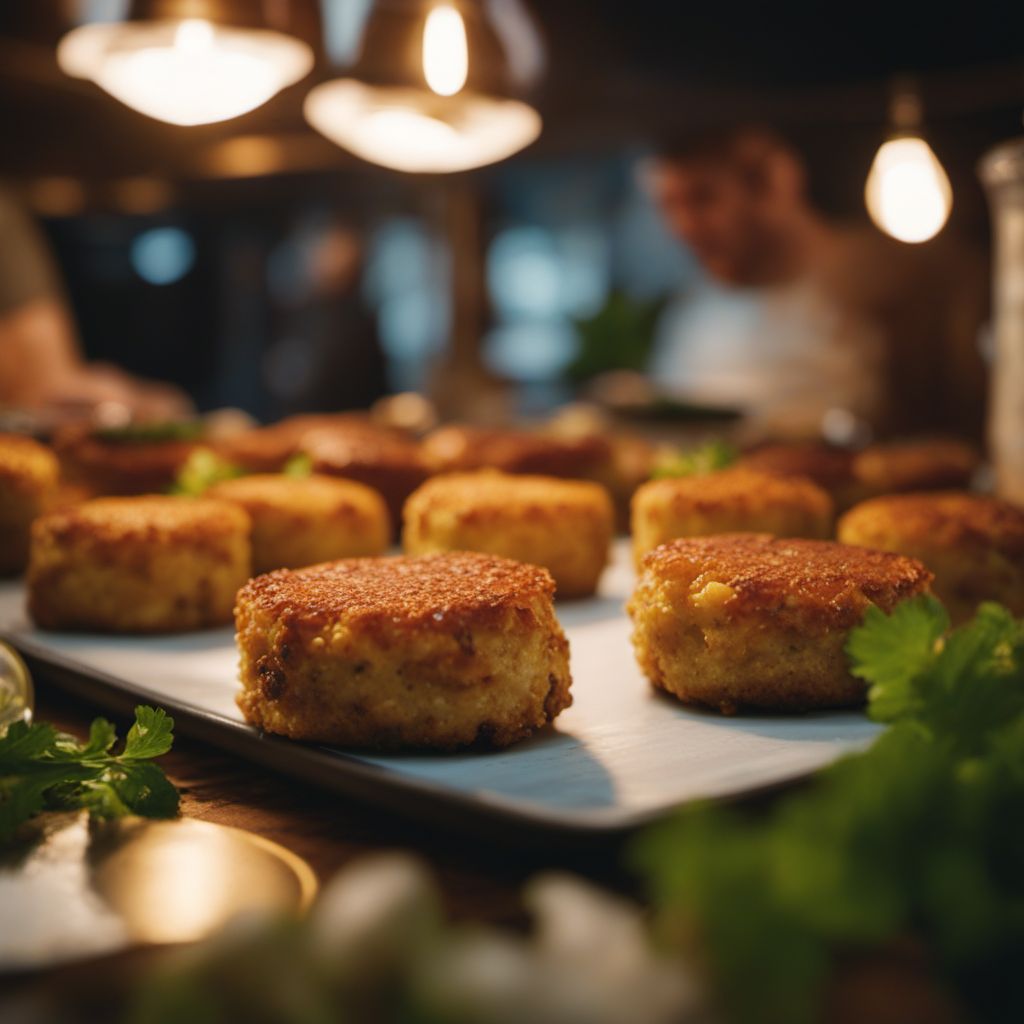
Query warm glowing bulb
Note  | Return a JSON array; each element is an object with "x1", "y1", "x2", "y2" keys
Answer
[
  {"x1": 303, "y1": 79, "x2": 541, "y2": 173},
  {"x1": 423, "y1": 5, "x2": 468, "y2": 97},
  {"x1": 175, "y1": 18, "x2": 214, "y2": 53},
  {"x1": 865, "y1": 136, "x2": 952, "y2": 244},
  {"x1": 57, "y1": 19, "x2": 313, "y2": 126}
]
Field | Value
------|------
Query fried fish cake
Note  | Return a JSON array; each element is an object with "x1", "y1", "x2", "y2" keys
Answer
[
  {"x1": 0, "y1": 434, "x2": 59, "y2": 575},
  {"x1": 28, "y1": 496, "x2": 251, "y2": 632},
  {"x1": 52, "y1": 424, "x2": 201, "y2": 495},
  {"x1": 403, "y1": 472, "x2": 614, "y2": 598},
  {"x1": 631, "y1": 466, "x2": 834, "y2": 566},
  {"x1": 299, "y1": 424, "x2": 430, "y2": 532},
  {"x1": 207, "y1": 473, "x2": 389, "y2": 574},
  {"x1": 212, "y1": 414, "x2": 369, "y2": 473},
  {"x1": 739, "y1": 441, "x2": 865, "y2": 511},
  {"x1": 852, "y1": 439, "x2": 979, "y2": 496},
  {"x1": 422, "y1": 424, "x2": 613, "y2": 479},
  {"x1": 628, "y1": 533, "x2": 932, "y2": 714},
  {"x1": 838, "y1": 491, "x2": 1024, "y2": 624},
  {"x1": 235, "y1": 552, "x2": 572, "y2": 750}
]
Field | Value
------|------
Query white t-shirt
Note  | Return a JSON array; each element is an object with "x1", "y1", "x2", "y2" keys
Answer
[{"x1": 650, "y1": 277, "x2": 884, "y2": 437}]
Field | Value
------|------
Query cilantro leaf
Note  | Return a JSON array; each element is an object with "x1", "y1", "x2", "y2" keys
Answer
[
  {"x1": 0, "y1": 705, "x2": 179, "y2": 843},
  {"x1": 0, "y1": 720, "x2": 59, "y2": 765},
  {"x1": 635, "y1": 599, "x2": 1024, "y2": 1024},
  {"x1": 846, "y1": 594, "x2": 948, "y2": 721},
  {"x1": 123, "y1": 706, "x2": 175, "y2": 760}
]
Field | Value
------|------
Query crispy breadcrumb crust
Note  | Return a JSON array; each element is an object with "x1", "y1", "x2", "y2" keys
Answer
[
  {"x1": 631, "y1": 467, "x2": 834, "y2": 566},
  {"x1": 0, "y1": 434, "x2": 59, "y2": 575},
  {"x1": 628, "y1": 533, "x2": 932, "y2": 713},
  {"x1": 403, "y1": 472, "x2": 613, "y2": 598},
  {"x1": 235, "y1": 552, "x2": 572, "y2": 750},
  {"x1": 28, "y1": 496, "x2": 251, "y2": 632},
  {"x1": 207, "y1": 473, "x2": 389, "y2": 573},
  {"x1": 839, "y1": 491, "x2": 1024, "y2": 624}
]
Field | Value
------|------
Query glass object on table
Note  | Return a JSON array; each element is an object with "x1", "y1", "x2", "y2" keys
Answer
[
  {"x1": 980, "y1": 138, "x2": 1024, "y2": 504},
  {"x1": 0, "y1": 640, "x2": 33, "y2": 734}
]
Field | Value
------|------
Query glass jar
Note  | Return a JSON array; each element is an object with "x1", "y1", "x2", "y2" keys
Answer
[{"x1": 980, "y1": 138, "x2": 1024, "y2": 504}]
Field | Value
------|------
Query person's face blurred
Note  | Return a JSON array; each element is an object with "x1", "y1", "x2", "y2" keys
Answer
[{"x1": 648, "y1": 160, "x2": 767, "y2": 286}]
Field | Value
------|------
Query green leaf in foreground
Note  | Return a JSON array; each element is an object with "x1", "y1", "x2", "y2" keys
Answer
[
  {"x1": 634, "y1": 599, "x2": 1024, "y2": 1024},
  {"x1": 846, "y1": 594, "x2": 948, "y2": 721},
  {"x1": 0, "y1": 705, "x2": 179, "y2": 843}
]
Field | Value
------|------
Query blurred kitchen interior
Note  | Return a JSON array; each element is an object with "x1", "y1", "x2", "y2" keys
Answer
[{"x1": 0, "y1": 0, "x2": 1022, "y2": 439}]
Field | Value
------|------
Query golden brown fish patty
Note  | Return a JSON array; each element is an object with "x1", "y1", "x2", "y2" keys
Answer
[
  {"x1": 838, "y1": 491, "x2": 1024, "y2": 624},
  {"x1": 852, "y1": 439, "x2": 979, "y2": 495},
  {"x1": 235, "y1": 552, "x2": 572, "y2": 750},
  {"x1": 628, "y1": 534, "x2": 932, "y2": 714},
  {"x1": 740, "y1": 442, "x2": 864, "y2": 511},
  {"x1": 403, "y1": 472, "x2": 614, "y2": 598},
  {"x1": 299, "y1": 424, "x2": 430, "y2": 532},
  {"x1": 207, "y1": 473, "x2": 389, "y2": 574},
  {"x1": 631, "y1": 467, "x2": 834, "y2": 566},
  {"x1": 0, "y1": 434, "x2": 59, "y2": 576},
  {"x1": 52, "y1": 425, "x2": 200, "y2": 496},
  {"x1": 28, "y1": 496, "x2": 251, "y2": 632},
  {"x1": 422, "y1": 424, "x2": 613, "y2": 479}
]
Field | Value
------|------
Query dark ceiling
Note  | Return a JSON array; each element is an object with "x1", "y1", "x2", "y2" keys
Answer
[{"x1": 0, "y1": 1, "x2": 1021, "y2": 183}]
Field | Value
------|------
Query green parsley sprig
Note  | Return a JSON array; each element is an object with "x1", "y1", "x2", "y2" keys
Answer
[
  {"x1": 633, "y1": 597, "x2": 1024, "y2": 1024},
  {"x1": 0, "y1": 705, "x2": 180, "y2": 843},
  {"x1": 651, "y1": 439, "x2": 738, "y2": 479}
]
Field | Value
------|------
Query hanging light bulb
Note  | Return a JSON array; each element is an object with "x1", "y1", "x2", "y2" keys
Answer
[
  {"x1": 57, "y1": 2, "x2": 314, "y2": 127},
  {"x1": 865, "y1": 86, "x2": 952, "y2": 244},
  {"x1": 303, "y1": 0, "x2": 543, "y2": 174}
]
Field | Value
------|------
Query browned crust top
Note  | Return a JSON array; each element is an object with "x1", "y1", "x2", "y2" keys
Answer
[
  {"x1": 852, "y1": 439, "x2": 979, "y2": 490},
  {"x1": 301, "y1": 424, "x2": 428, "y2": 473},
  {"x1": 636, "y1": 466, "x2": 832, "y2": 512},
  {"x1": 422, "y1": 424, "x2": 611, "y2": 477},
  {"x1": 840, "y1": 491, "x2": 1024, "y2": 555},
  {"x1": 207, "y1": 472, "x2": 382, "y2": 510},
  {"x1": 238, "y1": 551, "x2": 555, "y2": 627},
  {"x1": 408, "y1": 471, "x2": 613, "y2": 516},
  {"x1": 34, "y1": 495, "x2": 250, "y2": 544},
  {"x1": 740, "y1": 442, "x2": 856, "y2": 489},
  {"x1": 643, "y1": 533, "x2": 931, "y2": 612}
]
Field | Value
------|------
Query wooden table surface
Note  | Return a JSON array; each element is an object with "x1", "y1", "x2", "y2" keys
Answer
[{"x1": 32, "y1": 668, "x2": 634, "y2": 928}]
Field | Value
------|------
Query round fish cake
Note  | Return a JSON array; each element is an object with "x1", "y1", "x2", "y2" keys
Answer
[
  {"x1": 740, "y1": 441, "x2": 864, "y2": 511},
  {"x1": 631, "y1": 466, "x2": 834, "y2": 566},
  {"x1": 403, "y1": 472, "x2": 614, "y2": 599},
  {"x1": 628, "y1": 534, "x2": 932, "y2": 713},
  {"x1": 852, "y1": 439, "x2": 978, "y2": 496},
  {"x1": 422, "y1": 424, "x2": 613, "y2": 480},
  {"x1": 0, "y1": 434, "x2": 59, "y2": 576},
  {"x1": 53, "y1": 424, "x2": 201, "y2": 495},
  {"x1": 28, "y1": 496, "x2": 251, "y2": 633},
  {"x1": 207, "y1": 473, "x2": 389, "y2": 574},
  {"x1": 235, "y1": 552, "x2": 572, "y2": 750},
  {"x1": 838, "y1": 492, "x2": 1024, "y2": 624},
  {"x1": 300, "y1": 424, "x2": 430, "y2": 533},
  {"x1": 213, "y1": 414, "x2": 371, "y2": 473}
]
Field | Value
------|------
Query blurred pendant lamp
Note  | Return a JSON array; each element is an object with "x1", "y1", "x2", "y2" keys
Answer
[
  {"x1": 303, "y1": 0, "x2": 544, "y2": 173},
  {"x1": 57, "y1": 1, "x2": 315, "y2": 126},
  {"x1": 865, "y1": 81, "x2": 952, "y2": 243}
]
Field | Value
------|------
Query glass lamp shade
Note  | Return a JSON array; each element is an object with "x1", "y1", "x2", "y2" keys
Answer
[
  {"x1": 864, "y1": 134, "x2": 952, "y2": 244},
  {"x1": 304, "y1": 0, "x2": 545, "y2": 173},
  {"x1": 57, "y1": 1, "x2": 315, "y2": 126}
]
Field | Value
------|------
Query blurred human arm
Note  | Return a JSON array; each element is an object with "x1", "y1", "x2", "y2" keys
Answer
[{"x1": 0, "y1": 192, "x2": 191, "y2": 420}]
